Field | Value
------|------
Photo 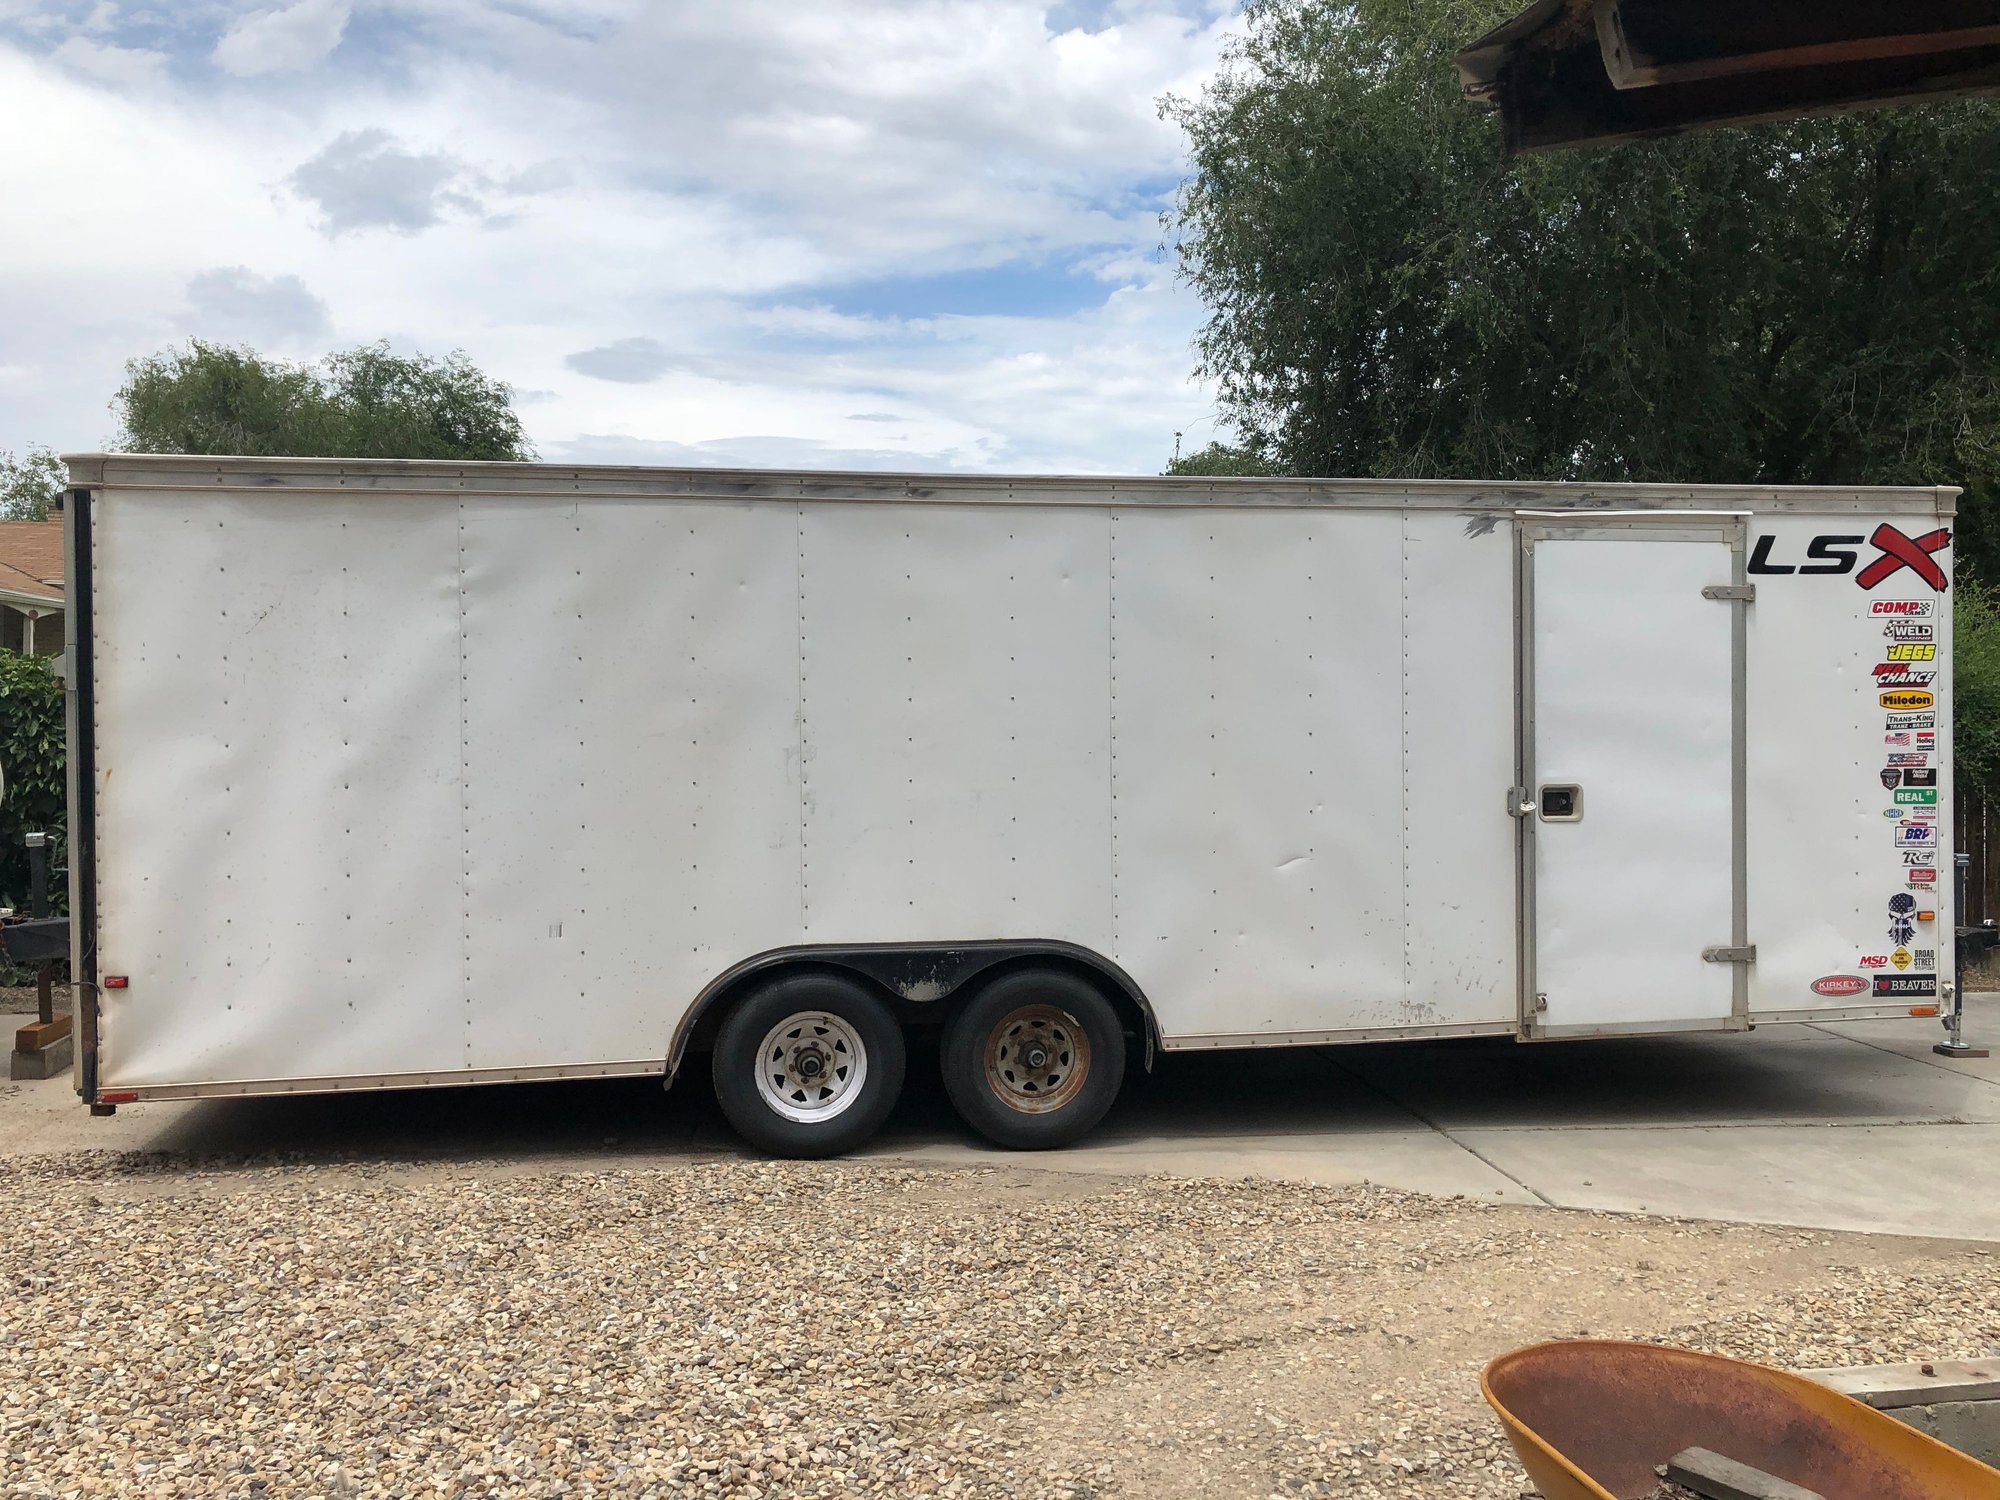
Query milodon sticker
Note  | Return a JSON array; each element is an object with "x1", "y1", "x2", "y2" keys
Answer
[
  {"x1": 1884, "y1": 642, "x2": 1937, "y2": 661},
  {"x1": 1811, "y1": 975, "x2": 1869, "y2": 997},
  {"x1": 1894, "y1": 788, "x2": 1939, "y2": 805},
  {"x1": 1882, "y1": 690, "x2": 1936, "y2": 710},
  {"x1": 1871, "y1": 599, "x2": 1936, "y2": 617},
  {"x1": 1875, "y1": 975, "x2": 1938, "y2": 998}
]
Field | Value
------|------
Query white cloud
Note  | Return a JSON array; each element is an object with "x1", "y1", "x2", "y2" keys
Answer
[
  {"x1": 48, "y1": 34, "x2": 165, "y2": 87},
  {"x1": 0, "y1": 3, "x2": 1240, "y2": 473},
  {"x1": 186, "y1": 266, "x2": 331, "y2": 344},
  {"x1": 213, "y1": 0, "x2": 349, "y2": 78}
]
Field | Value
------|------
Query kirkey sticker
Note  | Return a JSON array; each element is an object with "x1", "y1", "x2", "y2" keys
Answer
[
  {"x1": 1882, "y1": 690, "x2": 1936, "y2": 710},
  {"x1": 1871, "y1": 600, "x2": 1937, "y2": 617},
  {"x1": 1875, "y1": 974, "x2": 1938, "y2": 998},
  {"x1": 1811, "y1": 975, "x2": 1869, "y2": 997}
]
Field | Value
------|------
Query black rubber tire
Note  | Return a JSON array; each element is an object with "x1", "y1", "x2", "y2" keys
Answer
[
  {"x1": 941, "y1": 968, "x2": 1126, "y2": 1150},
  {"x1": 711, "y1": 972, "x2": 907, "y2": 1159}
]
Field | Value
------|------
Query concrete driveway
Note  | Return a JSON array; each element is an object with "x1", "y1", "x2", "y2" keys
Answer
[{"x1": 8, "y1": 998, "x2": 1999, "y2": 1241}]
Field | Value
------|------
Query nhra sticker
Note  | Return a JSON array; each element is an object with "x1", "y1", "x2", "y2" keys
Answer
[
  {"x1": 1882, "y1": 690, "x2": 1936, "y2": 710},
  {"x1": 1871, "y1": 599, "x2": 1936, "y2": 617},
  {"x1": 1811, "y1": 975, "x2": 1869, "y2": 997},
  {"x1": 1875, "y1": 975, "x2": 1938, "y2": 998}
]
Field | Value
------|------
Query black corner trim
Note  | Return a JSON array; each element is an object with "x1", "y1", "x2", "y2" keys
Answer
[{"x1": 68, "y1": 487, "x2": 100, "y2": 1103}]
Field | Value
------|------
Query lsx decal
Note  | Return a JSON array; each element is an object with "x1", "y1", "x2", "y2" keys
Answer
[{"x1": 1748, "y1": 525, "x2": 1951, "y2": 591}]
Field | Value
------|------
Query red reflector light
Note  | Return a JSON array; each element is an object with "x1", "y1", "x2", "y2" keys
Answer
[
  {"x1": 1909, "y1": 1006, "x2": 1940, "y2": 1017},
  {"x1": 103, "y1": 976, "x2": 128, "y2": 989},
  {"x1": 99, "y1": 1092, "x2": 138, "y2": 1104}
]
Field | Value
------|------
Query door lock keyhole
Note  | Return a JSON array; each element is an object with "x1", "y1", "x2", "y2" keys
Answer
[{"x1": 1539, "y1": 784, "x2": 1583, "y2": 822}]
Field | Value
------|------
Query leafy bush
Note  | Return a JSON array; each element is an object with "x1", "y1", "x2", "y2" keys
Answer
[
  {"x1": 1957, "y1": 579, "x2": 2000, "y2": 805},
  {"x1": 0, "y1": 652, "x2": 64, "y2": 913}
]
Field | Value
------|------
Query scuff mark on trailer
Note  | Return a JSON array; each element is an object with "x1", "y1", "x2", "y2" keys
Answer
[{"x1": 1463, "y1": 514, "x2": 1502, "y2": 538}]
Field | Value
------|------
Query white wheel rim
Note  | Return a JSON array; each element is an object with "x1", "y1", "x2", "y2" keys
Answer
[{"x1": 754, "y1": 1012, "x2": 869, "y2": 1124}]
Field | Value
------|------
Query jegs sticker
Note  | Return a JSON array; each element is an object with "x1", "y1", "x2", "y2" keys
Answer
[{"x1": 1884, "y1": 642, "x2": 1937, "y2": 661}]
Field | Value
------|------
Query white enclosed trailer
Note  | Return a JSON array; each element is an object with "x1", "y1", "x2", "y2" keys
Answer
[{"x1": 61, "y1": 455, "x2": 1959, "y2": 1154}]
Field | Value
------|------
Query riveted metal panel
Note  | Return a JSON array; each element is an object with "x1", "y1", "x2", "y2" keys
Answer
[
  {"x1": 796, "y1": 503, "x2": 1114, "y2": 948},
  {"x1": 93, "y1": 489, "x2": 464, "y2": 1087},
  {"x1": 1110, "y1": 509, "x2": 1406, "y2": 1037}
]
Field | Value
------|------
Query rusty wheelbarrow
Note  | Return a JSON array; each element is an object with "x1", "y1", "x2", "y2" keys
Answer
[{"x1": 1482, "y1": 1340, "x2": 2000, "y2": 1500}]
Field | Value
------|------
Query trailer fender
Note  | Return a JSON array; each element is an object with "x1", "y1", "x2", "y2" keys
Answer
[{"x1": 666, "y1": 941, "x2": 1159, "y2": 1083}]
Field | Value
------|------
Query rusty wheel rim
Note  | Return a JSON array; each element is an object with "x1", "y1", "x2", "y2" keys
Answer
[{"x1": 983, "y1": 1004, "x2": 1090, "y2": 1113}]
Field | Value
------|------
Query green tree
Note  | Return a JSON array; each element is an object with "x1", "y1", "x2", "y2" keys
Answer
[
  {"x1": 0, "y1": 652, "x2": 64, "y2": 912},
  {"x1": 114, "y1": 340, "x2": 536, "y2": 461},
  {"x1": 1164, "y1": 0, "x2": 2000, "y2": 563},
  {"x1": 1165, "y1": 440, "x2": 1285, "y2": 477},
  {"x1": 0, "y1": 447, "x2": 63, "y2": 521}
]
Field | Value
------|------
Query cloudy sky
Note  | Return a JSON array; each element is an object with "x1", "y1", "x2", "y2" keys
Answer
[{"x1": 0, "y1": 0, "x2": 1244, "y2": 474}]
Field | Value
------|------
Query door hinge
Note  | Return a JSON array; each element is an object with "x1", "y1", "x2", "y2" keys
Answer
[
  {"x1": 1533, "y1": 991, "x2": 1548, "y2": 1013},
  {"x1": 1702, "y1": 584, "x2": 1755, "y2": 602},
  {"x1": 1702, "y1": 945, "x2": 1757, "y2": 964},
  {"x1": 1507, "y1": 786, "x2": 1535, "y2": 818}
]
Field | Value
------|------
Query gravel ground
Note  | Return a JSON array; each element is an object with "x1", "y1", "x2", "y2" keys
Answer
[{"x1": 0, "y1": 1153, "x2": 1995, "y2": 1499}]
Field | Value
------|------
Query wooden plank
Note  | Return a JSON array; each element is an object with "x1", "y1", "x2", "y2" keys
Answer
[
  {"x1": 13, "y1": 1013, "x2": 71, "y2": 1052},
  {"x1": 1802, "y1": 1358, "x2": 2000, "y2": 1409},
  {"x1": 1664, "y1": 1447, "x2": 1826, "y2": 1500}
]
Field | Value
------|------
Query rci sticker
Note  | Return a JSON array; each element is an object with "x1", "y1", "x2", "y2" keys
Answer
[
  {"x1": 1895, "y1": 788, "x2": 1939, "y2": 805},
  {"x1": 1871, "y1": 599, "x2": 1936, "y2": 617},
  {"x1": 1902, "y1": 849, "x2": 1937, "y2": 866},
  {"x1": 1882, "y1": 690, "x2": 1936, "y2": 710},
  {"x1": 1884, "y1": 643, "x2": 1937, "y2": 661}
]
